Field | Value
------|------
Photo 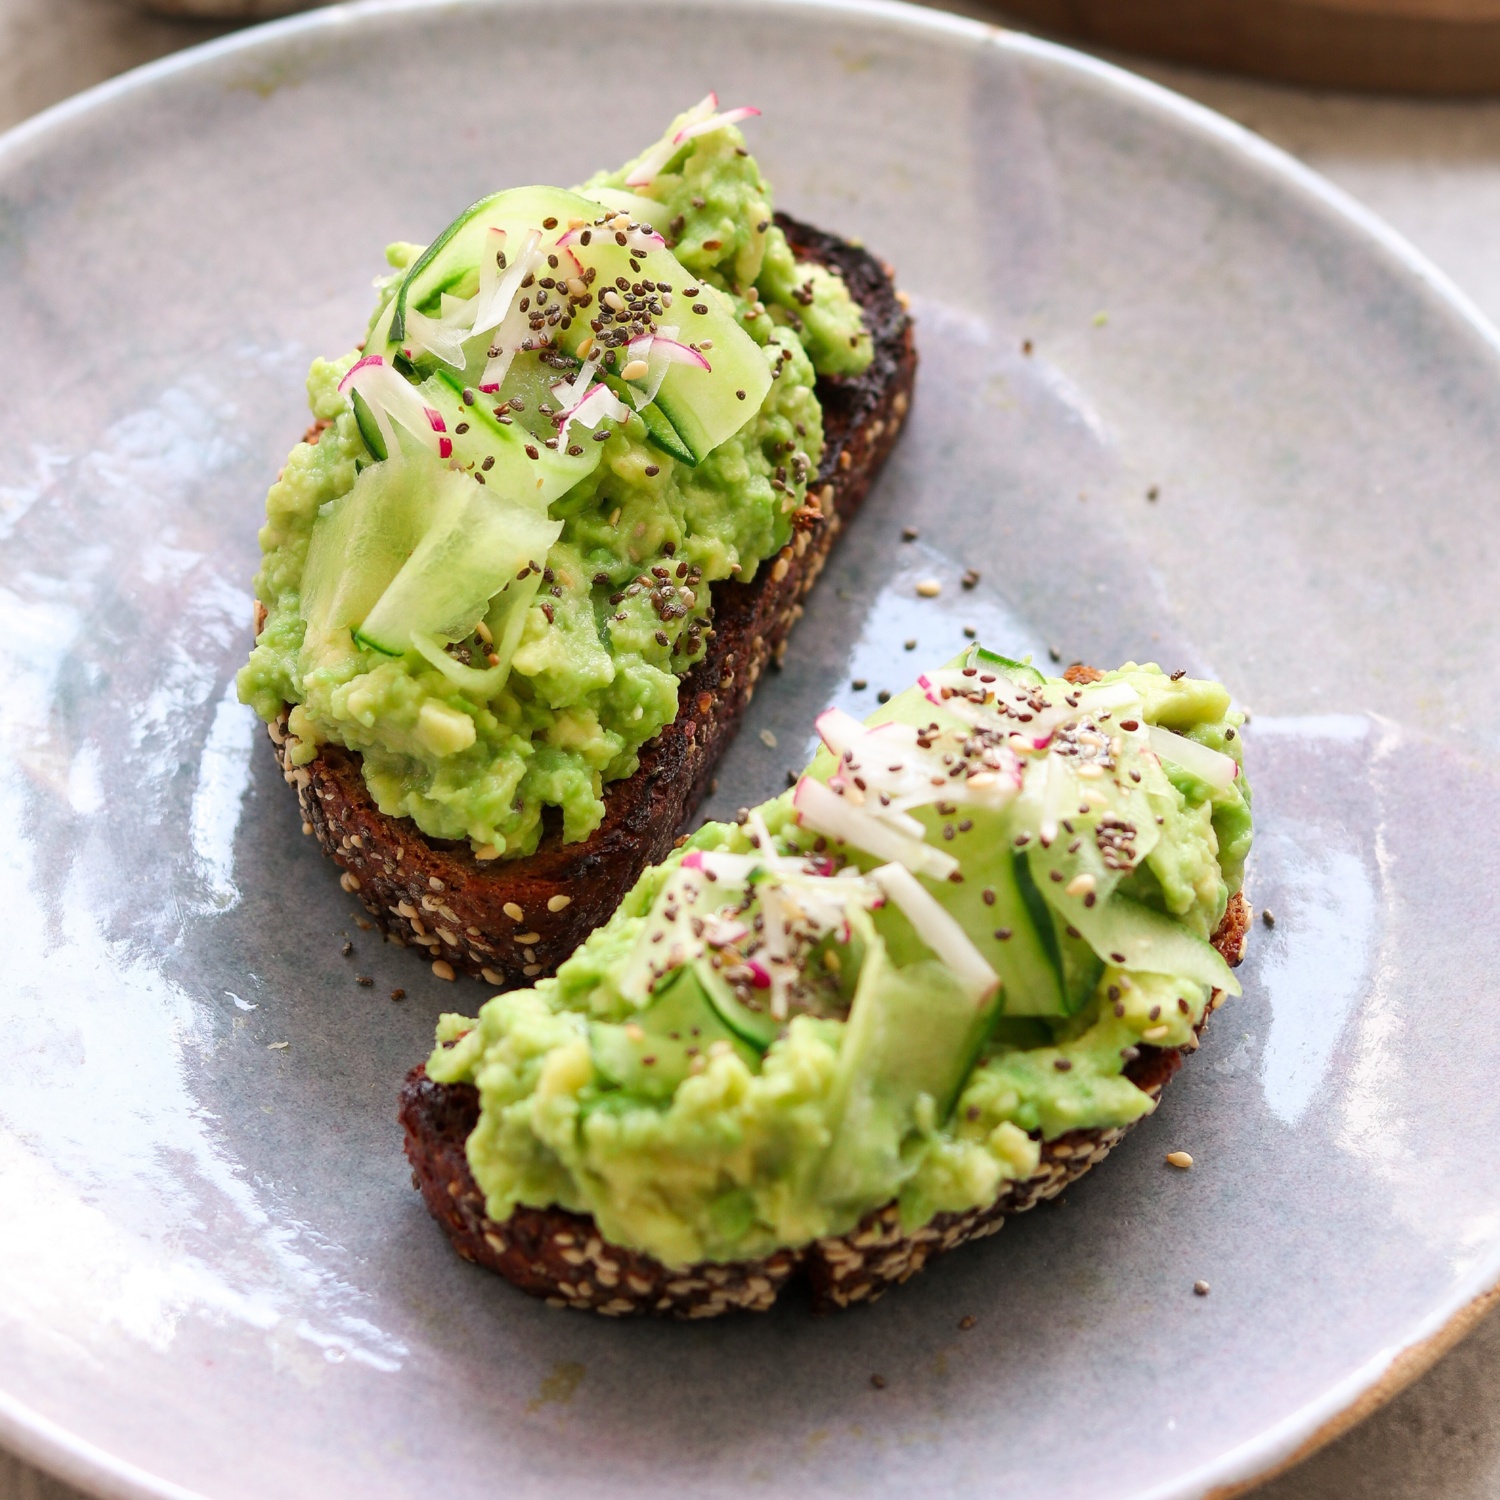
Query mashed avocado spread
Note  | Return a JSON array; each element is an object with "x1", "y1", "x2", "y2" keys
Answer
[
  {"x1": 237, "y1": 98, "x2": 872, "y2": 856},
  {"x1": 428, "y1": 653, "x2": 1252, "y2": 1269}
]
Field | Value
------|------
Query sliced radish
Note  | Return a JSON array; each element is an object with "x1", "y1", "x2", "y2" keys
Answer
[
  {"x1": 1147, "y1": 725, "x2": 1238, "y2": 789},
  {"x1": 339, "y1": 356, "x2": 449, "y2": 460},
  {"x1": 625, "y1": 94, "x2": 760, "y2": 187},
  {"x1": 793, "y1": 776, "x2": 958, "y2": 880},
  {"x1": 551, "y1": 354, "x2": 602, "y2": 413},
  {"x1": 472, "y1": 227, "x2": 541, "y2": 338},
  {"x1": 674, "y1": 105, "x2": 761, "y2": 147},
  {"x1": 869, "y1": 864, "x2": 999, "y2": 1004},
  {"x1": 625, "y1": 93, "x2": 717, "y2": 187},
  {"x1": 556, "y1": 381, "x2": 630, "y2": 442}
]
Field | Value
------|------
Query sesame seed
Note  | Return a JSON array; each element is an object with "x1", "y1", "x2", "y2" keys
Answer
[
  {"x1": 548, "y1": 895, "x2": 572, "y2": 913},
  {"x1": 915, "y1": 579, "x2": 941, "y2": 597},
  {"x1": 503, "y1": 902, "x2": 525, "y2": 922},
  {"x1": 1166, "y1": 1151, "x2": 1194, "y2": 1169},
  {"x1": 432, "y1": 961, "x2": 455, "y2": 981}
]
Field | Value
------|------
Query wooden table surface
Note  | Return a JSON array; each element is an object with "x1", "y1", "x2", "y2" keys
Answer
[{"x1": 5, "y1": 1, "x2": 1500, "y2": 1496}]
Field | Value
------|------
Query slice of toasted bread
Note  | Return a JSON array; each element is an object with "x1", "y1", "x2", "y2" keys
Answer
[
  {"x1": 266, "y1": 213, "x2": 915, "y2": 986},
  {"x1": 398, "y1": 891, "x2": 1250, "y2": 1317}
]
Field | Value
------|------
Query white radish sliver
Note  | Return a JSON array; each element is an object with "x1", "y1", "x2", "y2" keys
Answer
[
  {"x1": 869, "y1": 863, "x2": 998, "y2": 1004},
  {"x1": 1147, "y1": 725, "x2": 1238, "y2": 789},
  {"x1": 793, "y1": 777, "x2": 957, "y2": 880}
]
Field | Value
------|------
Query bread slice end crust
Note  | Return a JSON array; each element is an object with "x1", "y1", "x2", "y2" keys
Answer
[
  {"x1": 399, "y1": 890, "x2": 1250, "y2": 1316},
  {"x1": 265, "y1": 213, "x2": 915, "y2": 986}
]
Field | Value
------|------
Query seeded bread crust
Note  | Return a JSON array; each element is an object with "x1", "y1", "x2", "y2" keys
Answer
[
  {"x1": 265, "y1": 213, "x2": 915, "y2": 985},
  {"x1": 399, "y1": 890, "x2": 1250, "y2": 1317}
]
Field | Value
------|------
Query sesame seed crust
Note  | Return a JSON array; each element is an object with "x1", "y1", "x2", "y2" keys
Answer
[
  {"x1": 263, "y1": 214, "x2": 916, "y2": 987},
  {"x1": 400, "y1": 891, "x2": 1249, "y2": 1317}
]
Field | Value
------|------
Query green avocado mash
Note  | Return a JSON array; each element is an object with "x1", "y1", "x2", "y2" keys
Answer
[
  {"x1": 429, "y1": 654, "x2": 1252, "y2": 1269},
  {"x1": 237, "y1": 100, "x2": 873, "y2": 856}
]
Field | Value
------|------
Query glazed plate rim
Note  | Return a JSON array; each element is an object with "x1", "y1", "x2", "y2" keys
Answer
[{"x1": 3, "y1": 2, "x2": 1498, "y2": 1496}]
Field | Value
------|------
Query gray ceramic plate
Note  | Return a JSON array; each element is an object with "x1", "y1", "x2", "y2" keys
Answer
[{"x1": 3, "y1": 2, "x2": 1499, "y2": 1496}]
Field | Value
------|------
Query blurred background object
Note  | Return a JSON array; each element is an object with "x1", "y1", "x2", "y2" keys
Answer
[
  {"x1": 103, "y1": 0, "x2": 1500, "y2": 89},
  {"x1": 128, "y1": 0, "x2": 310, "y2": 13},
  {"x1": 997, "y1": 0, "x2": 1500, "y2": 93}
]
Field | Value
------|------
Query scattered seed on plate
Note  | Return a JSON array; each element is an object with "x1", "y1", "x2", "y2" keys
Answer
[
  {"x1": 1166, "y1": 1151, "x2": 1194, "y2": 1169},
  {"x1": 852, "y1": 678, "x2": 868, "y2": 690},
  {"x1": 870, "y1": 1374, "x2": 887, "y2": 1389},
  {"x1": 390, "y1": 988, "x2": 406, "y2": 1002},
  {"x1": 915, "y1": 578, "x2": 942, "y2": 598},
  {"x1": 356, "y1": 975, "x2": 373, "y2": 987},
  {"x1": 341, "y1": 940, "x2": 353, "y2": 957},
  {"x1": 901, "y1": 526, "x2": 919, "y2": 541},
  {"x1": 268, "y1": 1041, "x2": 289, "y2": 1051},
  {"x1": 759, "y1": 729, "x2": 778, "y2": 748},
  {"x1": 959, "y1": 1315, "x2": 977, "y2": 1331},
  {"x1": 1262, "y1": 909, "x2": 1276, "y2": 928},
  {"x1": 1194, "y1": 1280, "x2": 1211, "y2": 1296},
  {"x1": 877, "y1": 690, "x2": 891, "y2": 703}
]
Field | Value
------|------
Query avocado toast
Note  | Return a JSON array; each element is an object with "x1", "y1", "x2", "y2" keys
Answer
[
  {"x1": 402, "y1": 653, "x2": 1253, "y2": 1315},
  {"x1": 237, "y1": 99, "x2": 914, "y2": 984}
]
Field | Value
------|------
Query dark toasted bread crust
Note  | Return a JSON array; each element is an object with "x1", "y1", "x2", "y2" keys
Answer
[
  {"x1": 269, "y1": 213, "x2": 915, "y2": 984},
  {"x1": 399, "y1": 891, "x2": 1250, "y2": 1316}
]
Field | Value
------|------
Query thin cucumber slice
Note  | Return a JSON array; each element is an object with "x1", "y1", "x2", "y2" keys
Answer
[
  {"x1": 350, "y1": 389, "x2": 388, "y2": 463},
  {"x1": 424, "y1": 368, "x2": 599, "y2": 508},
  {"x1": 1043, "y1": 889, "x2": 1240, "y2": 997},
  {"x1": 556, "y1": 237, "x2": 770, "y2": 462},
  {"x1": 820, "y1": 936, "x2": 998, "y2": 1207},
  {"x1": 646, "y1": 283, "x2": 769, "y2": 463},
  {"x1": 299, "y1": 460, "x2": 424, "y2": 654},
  {"x1": 354, "y1": 463, "x2": 561, "y2": 658},
  {"x1": 590, "y1": 967, "x2": 754, "y2": 1101},
  {"x1": 694, "y1": 960, "x2": 779, "y2": 1050},
  {"x1": 602, "y1": 374, "x2": 696, "y2": 465},
  {"x1": 388, "y1": 185, "x2": 596, "y2": 345}
]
